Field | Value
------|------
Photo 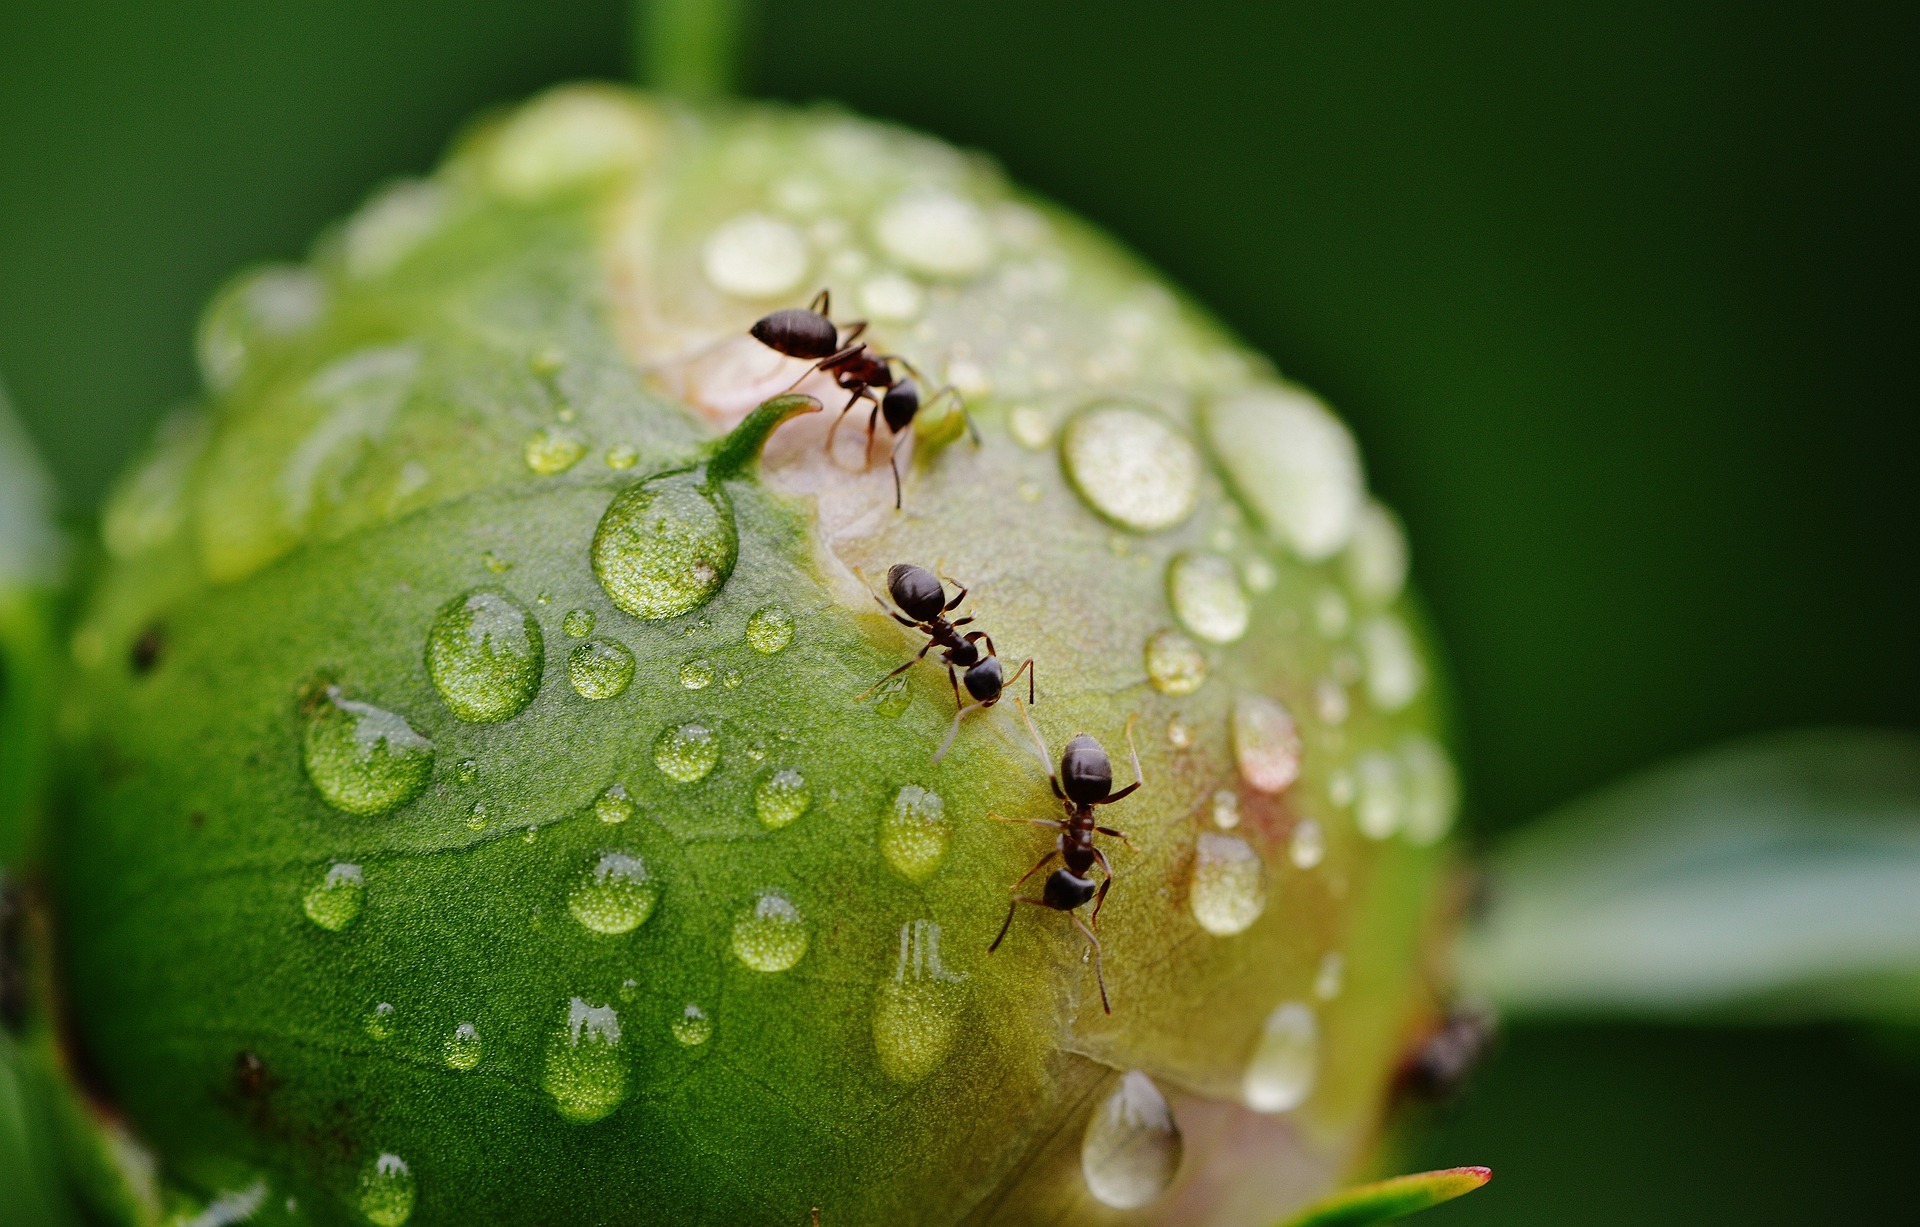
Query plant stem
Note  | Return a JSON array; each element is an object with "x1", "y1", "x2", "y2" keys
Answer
[{"x1": 634, "y1": 0, "x2": 749, "y2": 100}]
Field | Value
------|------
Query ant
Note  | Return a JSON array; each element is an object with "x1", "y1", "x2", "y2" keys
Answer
[
  {"x1": 855, "y1": 564, "x2": 1034, "y2": 760},
  {"x1": 748, "y1": 289, "x2": 974, "y2": 508},
  {"x1": 987, "y1": 704, "x2": 1143, "y2": 1014}
]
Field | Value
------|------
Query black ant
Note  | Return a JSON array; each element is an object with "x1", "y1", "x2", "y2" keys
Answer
[
  {"x1": 987, "y1": 704, "x2": 1142, "y2": 1014},
  {"x1": 748, "y1": 289, "x2": 974, "y2": 508},
  {"x1": 855, "y1": 563, "x2": 1034, "y2": 760},
  {"x1": 1395, "y1": 1005, "x2": 1498, "y2": 1104}
]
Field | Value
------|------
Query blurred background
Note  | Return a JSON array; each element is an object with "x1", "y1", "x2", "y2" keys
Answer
[{"x1": 1, "y1": 1, "x2": 1915, "y2": 1222}]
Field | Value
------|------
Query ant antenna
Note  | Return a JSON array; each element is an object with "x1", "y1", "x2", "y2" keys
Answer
[
  {"x1": 932, "y1": 701, "x2": 986, "y2": 764},
  {"x1": 1122, "y1": 714, "x2": 1144, "y2": 789},
  {"x1": 1015, "y1": 699, "x2": 1056, "y2": 781}
]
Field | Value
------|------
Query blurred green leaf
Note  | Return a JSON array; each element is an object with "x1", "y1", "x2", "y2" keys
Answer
[
  {"x1": 0, "y1": 379, "x2": 63, "y2": 869},
  {"x1": 0, "y1": 1030, "x2": 78, "y2": 1227},
  {"x1": 1465, "y1": 729, "x2": 1920, "y2": 1022},
  {"x1": 1278, "y1": 1166, "x2": 1491, "y2": 1227}
]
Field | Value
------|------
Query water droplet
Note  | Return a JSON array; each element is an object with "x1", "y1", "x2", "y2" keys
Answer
[
  {"x1": 594, "y1": 783, "x2": 634, "y2": 825},
  {"x1": 1399, "y1": 736, "x2": 1459, "y2": 845},
  {"x1": 481, "y1": 551, "x2": 512, "y2": 573},
  {"x1": 873, "y1": 190, "x2": 992, "y2": 278},
  {"x1": 568, "y1": 852, "x2": 658, "y2": 935},
  {"x1": 1210, "y1": 789, "x2": 1242, "y2": 830},
  {"x1": 653, "y1": 721, "x2": 718, "y2": 784},
  {"x1": 678, "y1": 658, "x2": 715, "y2": 690},
  {"x1": 702, "y1": 214, "x2": 809, "y2": 298},
  {"x1": 529, "y1": 345, "x2": 566, "y2": 378},
  {"x1": 1327, "y1": 768, "x2": 1356, "y2": 808},
  {"x1": 754, "y1": 768, "x2": 811, "y2": 829},
  {"x1": 562, "y1": 609, "x2": 596, "y2": 638},
  {"x1": 542, "y1": 998, "x2": 628, "y2": 1123},
  {"x1": 1314, "y1": 678, "x2": 1350, "y2": 725},
  {"x1": 364, "y1": 1001, "x2": 396, "y2": 1041},
  {"x1": 1313, "y1": 588, "x2": 1351, "y2": 639},
  {"x1": 873, "y1": 920, "x2": 966, "y2": 1083},
  {"x1": 591, "y1": 472, "x2": 736, "y2": 620},
  {"x1": 302, "y1": 862, "x2": 365, "y2": 931},
  {"x1": 1314, "y1": 952, "x2": 1345, "y2": 1001},
  {"x1": 1354, "y1": 751, "x2": 1405, "y2": 840},
  {"x1": 671, "y1": 1004, "x2": 713, "y2": 1047},
  {"x1": 1060, "y1": 404, "x2": 1201, "y2": 532},
  {"x1": 1189, "y1": 833, "x2": 1267, "y2": 936},
  {"x1": 563, "y1": 639, "x2": 634, "y2": 701},
  {"x1": 859, "y1": 272, "x2": 924, "y2": 321},
  {"x1": 453, "y1": 758, "x2": 479, "y2": 785},
  {"x1": 1081, "y1": 1071, "x2": 1183, "y2": 1209},
  {"x1": 487, "y1": 87, "x2": 659, "y2": 200},
  {"x1": 881, "y1": 785, "x2": 949, "y2": 882},
  {"x1": 605, "y1": 444, "x2": 639, "y2": 470},
  {"x1": 197, "y1": 265, "x2": 327, "y2": 392},
  {"x1": 1243, "y1": 1002, "x2": 1318, "y2": 1112},
  {"x1": 1167, "y1": 552, "x2": 1250, "y2": 644},
  {"x1": 355, "y1": 1153, "x2": 414, "y2": 1227},
  {"x1": 1232, "y1": 693, "x2": 1303, "y2": 794},
  {"x1": 1359, "y1": 614, "x2": 1424, "y2": 711},
  {"x1": 342, "y1": 179, "x2": 447, "y2": 280},
  {"x1": 745, "y1": 605, "x2": 795, "y2": 654},
  {"x1": 1241, "y1": 556, "x2": 1278, "y2": 593},
  {"x1": 722, "y1": 668, "x2": 743, "y2": 688},
  {"x1": 1166, "y1": 715, "x2": 1194, "y2": 750},
  {"x1": 1288, "y1": 818, "x2": 1326, "y2": 869},
  {"x1": 302, "y1": 687, "x2": 434, "y2": 816},
  {"x1": 1206, "y1": 387, "x2": 1363, "y2": 561},
  {"x1": 524, "y1": 429, "x2": 587, "y2": 475},
  {"x1": 731, "y1": 891, "x2": 808, "y2": 972},
  {"x1": 1344, "y1": 501, "x2": 1410, "y2": 604},
  {"x1": 465, "y1": 802, "x2": 489, "y2": 831},
  {"x1": 425, "y1": 589, "x2": 544, "y2": 723},
  {"x1": 443, "y1": 1023, "x2": 482, "y2": 1071},
  {"x1": 871, "y1": 672, "x2": 911, "y2": 718},
  {"x1": 1144, "y1": 629, "x2": 1207, "y2": 695}
]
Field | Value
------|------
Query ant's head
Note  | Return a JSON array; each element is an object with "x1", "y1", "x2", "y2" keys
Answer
[
  {"x1": 1041, "y1": 867, "x2": 1098, "y2": 911},
  {"x1": 1059, "y1": 733, "x2": 1114, "y2": 805},
  {"x1": 886, "y1": 563, "x2": 947, "y2": 622},
  {"x1": 962, "y1": 655, "x2": 1002, "y2": 702},
  {"x1": 749, "y1": 306, "x2": 839, "y2": 361},
  {"x1": 881, "y1": 377, "x2": 919, "y2": 433}
]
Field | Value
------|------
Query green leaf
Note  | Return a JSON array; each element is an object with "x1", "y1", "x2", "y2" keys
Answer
[
  {"x1": 0, "y1": 380, "x2": 63, "y2": 868},
  {"x1": 0, "y1": 1030, "x2": 78, "y2": 1227},
  {"x1": 1464, "y1": 729, "x2": 1920, "y2": 1022},
  {"x1": 1278, "y1": 1166, "x2": 1491, "y2": 1227}
]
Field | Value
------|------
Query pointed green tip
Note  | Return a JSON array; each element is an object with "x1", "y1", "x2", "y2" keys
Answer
[
  {"x1": 1279, "y1": 1166, "x2": 1492, "y2": 1227},
  {"x1": 704, "y1": 393, "x2": 821, "y2": 482}
]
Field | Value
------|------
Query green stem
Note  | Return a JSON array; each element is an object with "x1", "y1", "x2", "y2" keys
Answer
[
  {"x1": 705, "y1": 394, "x2": 820, "y2": 483},
  {"x1": 634, "y1": 0, "x2": 750, "y2": 100}
]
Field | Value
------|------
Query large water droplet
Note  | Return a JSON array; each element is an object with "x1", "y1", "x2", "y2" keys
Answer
[
  {"x1": 1345, "y1": 501, "x2": 1410, "y2": 604},
  {"x1": 881, "y1": 785, "x2": 949, "y2": 881},
  {"x1": 745, "y1": 604, "x2": 795, "y2": 654},
  {"x1": 1359, "y1": 614, "x2": 1424, "y2": 711},
  {"x1": 872, "y1": 189, "x2": 992, "y2": 278},
  {"x1": 568, "y1": 852, "x2": 658, "y2": 935},
  {"x1": 1289, "y1": 818, "x2": 1326, "y2": 869},
  {"x1": 542, "y1": 998, "x2": 628, "y2": 1123},
  {"x1": 1167, "y1": 552, "x2": 1250, "y2": 645},
  {"x1": 702, "y1": 214, "x2": 809, "y2": 298},
  {"x1": 1399, "y1": 735, "x2": 1459, "y2": 846},
  {"x1": 591, "y1": 471, "x2": 736, "y2": 620},
  {"x1": 1144, "y1": 628, "x2": 1208, "y2": 695},
  {"x1": 1233, "y1": 693, "x2": 1303, "y2": 794},
  {"x1": 593, "y1": 783, "x2": 634, "y2": 825},
  {"x1": 425, "y1": 589, "x2": 543, "y2": 723},
  {"x1": 443, "y1": 1023, "x2": 482, "y2": 1071},
  {"x1": 524, "y1": 429, "x2": 588, "y2": 475},
  {"x1": 755, "y1": 768, "x2": 811, "y2": 829},
  {"x1": 672, "y1": 1003, "x2": 713, "y2": 1047},
  {"x1": 302, "y1": 862, "x2": 365, "y2": 931},
  {"x1": 1206, "y1": 387, "x2": 1363, "y2": 561},
  {"x1": 1189, "y1": 833, "x2": 1268, "y2": 936},
  {"x1": 1060, "y1": 403, "x2": 1201, "y2": 533},
  {"x1": 1081, "y1": 1071, "x2": 1183, "y2": 1210},
  {"x1": 1354, "y1": 750, "x2": 1405, "y2": 840},
  {"x1": 356, "y1": 1153, "x2": 415, "y2": 1227},
  {"x1": 567, "y1": 639, "x2": 635, "y2": 701},
  {"x1": 653, "y1": 721, "x2": 719, "y2": 784},
  {"x1": 197, "y1": 265, "x2": 327, "y2": 393},
  {"x1": 731, "y1": 891, "x2": 808, "y2": 972},
  {"x1": 365, "y1": 1001, "x2": 396, "y2": 1041},
  {"x1": 302, "y1": 687, "x2": 434, "y2": 816},
  {"x1": 873, "y1": 920, "x2": 966, "y2": 1084},
  {"x1": 562, "y1": 608, "x2": 596, "y2": 638},
  {"x1": 1243, "y1": 1002, "x2": 1318, "y2": 1112}
]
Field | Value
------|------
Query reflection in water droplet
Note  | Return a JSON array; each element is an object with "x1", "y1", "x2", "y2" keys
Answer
[
  {"x1": 543, "y1": 998, "x2": 627, "y2": 1123},
  {"x1": 1359, "y1": 614, "x2": 1424, "y2": 711},
  {"x1": 426, "y1": 589, "x2": 544, "y2": 724},
  {"x1": 1355, "y1": 751, "x2": 1405, "y2": 840},
  {"x1": 1233, "y1": 693, "x2": 1303, "y2": 794},
  {"x1": 605, "y1": 445, "x2": 639, "y2": 471},
  {"x1": 672, "y1": 1004, "x2": 713, "y2": 1047},
  {"x1": 356, "y1": 1153, "x2": 415, "y2": 1227},
  {"x1": 731, "y1": 891, "x2": 808, "y2": 972},
  {"x1": 881, "y1": 785, "x2": 949, "y2": 881},
  {"x1": 653, "y1": 722, "x2": 719, "y2": 784},
  {"x1": 465, "y1": 801, "x2": 488, "y2": 831},
  {"x1": 594, "y1": 783, "x2": 633, "y2": 825},
  {"x1": 1400, "y1": 736, "x2": 1459, "y2": 845},
  {"x1": 1060, "y1": 403, "x2": 1201, "y2": 532},
  {"x1": 702, "y1": 214, "x2": 809, "y2": 298},
  {"x1": 1189, "y1": 833, "x2": 1267, "y2": 936},
  {"x1": 443, "y1": 1023, "x2": 482, "y2": 1071},
  {"x1": 1166, "y1": 715, "x2": 1194, "y2": 750},
  {"x1": 568, "y1": 640, "x2": 635, "y2": 700},
  {"x1": 1345, "y1": 501, "x2": 1410, "y2": 604},
  {"x1": 745, "y1": 605, "x2": 795, "y2": 654},
  {"x1": 1210, "y1": 790, "x2": 1241, "y2": 830},
  {"x1": 365, "y1": 1001, "x2": 396, "y2": 1041},
  {"x1": 1314, "y1": 952, "x2": 1345, "y2": 1001},
  {"x1": 755, "y1": 768, "x2": 811, "y2": 829},
  {"x1": 1207, "y1": 387, "x2": 1362, "y2": 561},
  {"x1": 562, "y1": 608, "x2": 596, "y2": 638},
  {"x1": 871, "y1": 673, "x2": 911, "y2": 718},
  {"x1": 679, "y1": 659, "x2": 715, "y2": 690},
  {"x1": 303, "y1": 862, "x2": 365, "y2": 931},
  {"x1": 303, "y1": 687, "x2": 434, "y2": 816},
  {"x1": 873, "y1": 920, "x2": 967, "y2": 1083},
  {"x1": 524, "y1": 429, "x2": 588, "y2": 475},
  {"x1": 1288, "y1": 819, "x2": 1326, "y2": 870},
  {"x1": 1244, "y1": 1001, "x2": 1318, "y2": 1112},
  {"x1": 591, "y1": 471, "x2": 736, "y2": 620},
  {"x1": 1167, "y1": 552, "x2": 1250, "y2": 644},
  {"x1": 1144, "y1": 629, "x2": 1207, "y2": 695},
  {"x1": 568, "y1": 852, "x2": 658, "y2": 935},
  {"x1": 1081, "y1": 1071, "x2": 1183, "y2": 1210}
]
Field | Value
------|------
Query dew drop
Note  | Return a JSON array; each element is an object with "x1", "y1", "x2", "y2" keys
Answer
[
  {"x1": 302, "y1": 687, "x2": 434, "y2": 816},
  {"x1": 564, "y1": 639, "x2": 634, "y2": 701},
  {"x1": 1354, "y1": 751, "x2": 1405, "y2": 840},
  {"x1": 1314, "y1": 952, "x2": 1346, "y2": 1001},
  {"x1": 1314, "y1": 678, "x2": 1350, "y2": 725},
  {"x1": 453, "y1": 757, "x2": 479, "y2": 785},
  {"x1": 1288, "y1": 818, "x2": 1327, "y2": 870},
  {"x1": 871, "y1": 673, "x2": 911, "y2": 718},
  {"x1": 1313, "y1": 588, "x2": 1351, "y2": 639},
  {"x1": 425, "y1": 589, "x2": 544, "y2": 723},
  {"x1": 481, "y1": 550, "x2": 512, "y2": 573},
  {"x1": 591, "y1": 472, "x2": 736, "y2": 620},
  {"x1": 524, "y1": 429, "x2": 587, "y2": 475},
  {"x1": 872, "y1": 189, "x2": 992, "y2": 278},
  {"x1": 1206, "y1": 387, "x2": 1363, "y2": 561},
  {"x1": 356, "y1": 1153, "x2": 415, "y2": 1227},
  {"x1": 722, "y1": 668, "x2": 742, "y2": 688},
  {"x1": 1166, "y1": 715, "x2": 1195, "y2": 750},
  {"x1": 1242, "y1": 556, "x2": 1278, "y2": 593},
  {"x1": 1327, "y1": 768, "x2": 1356, "y2": 809},
  {"x1": 1400, "y1": 735, "x2": 1460, "y2": 846},
  {"x1": 754, "y1": 768, "x2": 811, "y2": 829},
  {"x1": 1210, "y1": 789, "x2": 1242, "y2": 830},
  {"x1": 1144, "y1": 629, "x2": 1207, "y2": 696},
  {"x1": 1344, "y1": 501, "x2": 1410, "y2": 604},
  {"x1": 1060, "y1": 403, "x2": 1201, "y2": 533},
  {"x1": 443, "y1": 1023, "x2": 482, "y2": 1071},
  {"x1": 1232, "y1": 693, "x2": 1303, "y2": 794},
  {"x1": 197, "y1": 265, "x2": 327, "y2": 393},
  {"x1": 653, "y1": 721, "x2": 719, "y2": 784},
  {"x1": 678, "y1": 658, "x2": 715, "y2": 690},
  {"x1": 1188, "y1": 833, "x2": 1267, "y2": 936},
  {"x1": 543, "y1": 997, "x2": 628, "y2": 1123},
  {"x1": 702, "y1": 214, "x2": 809, "y2": 298},
  {"x1": 873, "y1": 920, "x2": 966, "y2": 1084},
  {"x1": 568, "y1": 852, "x2": 658, "y2": 935},
  {"x1": 1081, "y1": 1071, "x2": 1183, "y2": 1210},
  {"x1": 881, "y1": 785, "x2": 949, "y2": 882},
  {"x1": 1167, "y1": 552, "x2": 1250, "y2": 644},
  {"x1": 364, "y1": 1001, "x2": 396, "y2": 1041},
  {"x1": 1243, "y1": 1002, "x2": 1318, "y2": 1113},
  {"x1": 302, "y1": 862, "x2": 365, "y2": 931},
  {"x1": 860, "y1": 272, "x2": 924, "y2": 321},
  {"x1": 605, "y1": 445, "x2": 639, "y2": 471},
  {"x1": 731, "y1": 891, "x2": 808, "y2": 972},
  {"x1": 1008, "y1": 405, "x2": 1052, "y2": 450},
  {"x1": 562, "y1": 608, "x2": 596, "y2": 638},
  {"x1": 594, "y1": 783, "x2": 634, "y2": 825},
  {"x1": 465, "y1": 801, "x2": 488, "y2": 831},
  {"x1": 745, "y1": 604, "x2": 795, "y2": 654},
  {"x1": 1359, "y1": 614, "x2": 1425, "y2": 711},
  {"x1": 671, "y1": 1003, "x2": 713, "y2": 1047}
]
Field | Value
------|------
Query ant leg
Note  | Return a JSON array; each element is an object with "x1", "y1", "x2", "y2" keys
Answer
[
  {"x1": 824, "y1": 399, "x2": 857, "y2": 451},
  {"x1": 888, "y1": 429, "x2": 906, "y2": 510},
  {"x1": 1070, "y1": 914, "x2": 1112, "y2": 1014},
  {"x1": 1009, "y1": 847, "x2": 1061, "y2": 892},
  {"x1": 986, "y1": 811, "x2": 1070, "y2": 832},
  {"x1": 850, "y1": 566, "x2": 919, "y2": 627},
  {"x1": 940, "y1": 578, "x2": 970, "y2": 613},
  {"x1": 932, "y1": 701, "x2": 987, "y2": 762},
  {"x1": 854, "y1": 641, "x2": 934, "y2": 701},
  {"x1": 864, "y1": 403, "x2": 882, "y2": 468},
  {"x1": 1102, "y1": 715, "x2": 1147, "y2": 805},
  {"x1": 950, "y1": 616, "x2": 975, "y2": 628},
  {"x1": 922, "y1": 384, "x2": 980, "y2": 447},
  {"x1": 1088, "y1": 870, "x2": 1113, "y2": 928},
  {"x1": 989, "y1": 897, "x2": 1052, "y2": 954},
  {"x1": 1016, "y1": 699, "x2": 1065, "y2": 799},
  {"x1": 945, "y1": 661, "x2": 964, "y2": 710},
  {"x1": 964, "y1": 630, "x2": 998, "y2": 657},
  {"x1": 1094, "y1": 825, "x2": 1140, "y2": 852},
  {"x1": 838, "y1": 319, "x2": 868, "y2": 346},
  {"x1": 808, "y1": 288, "x2": 830, "y2": 315},
  {"x1": 1001, "y1": 657, "x2": 1036, "y2": 705}
]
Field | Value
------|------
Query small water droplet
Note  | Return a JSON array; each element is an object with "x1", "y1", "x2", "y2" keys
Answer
[
  {"x1": 568, "y1": 852, "x2": 658, "y2": 935},
  {"x1": 543, "y1": 998, "x2": 627, "y2": 1123},
  {"x1": 1243, "y1": 1002, "x2": 1318, "y2": 1112},
  {"x1": 425, "y1": 589, "x2": 544, "y2": 723},
  {"x1": 679, "y1": 658, "x2": 715, "y2": 690},
  {"x1": 605, "y1": 444, "x2": 639, "y2": 471},
  {"x1": 1289, "y1": 818, "x2": 1326, "y2": 869},
  {"x1": 562, "y1": 608, "x2": 596, "y2": 638},
  {"x1": 1008, "y1": 405, "x2": 1052, "y2": 450},
  {"x1": 617, "y1": 978, "x2": 640, "y2": 1001},
  {"x1": 1354, "y1": 751, "x2": 1405, "y2": 840},
  {"x1": 872, "y1": 189, "x2": 992, "y2": 278},
  {"x1": 364, "y1": 1001, "x2": 396, "y2": 1041},
  {"x1": 524, "y1": 826, "x2": 539, "y2": 844},
  {"x1": 453, "y1": 757, "x2": 479, "y2": 785},
  {"x1": 1399, "y1": 736, "x2": 1459, "y2": 845},
  {"x1": 754, "y1": 768, "x2": 811, "y2": 829},
  {"x1": 567, "y1": 639, "x2": 635, "y2": 700},
  {"x1": 524, "y1": 429, "x2": 587, "y2": 475},
  {"x1": 591, "y1": 472, "x2": 736, "y2": 620},
  {"x1": 1188, "y1": 833, "x2": 1267, "y2": 936},
  {"x1": 1144, "y1": 629, "x2": 1207, "y2": 695},
  {"x1": 1210, "y1": 789, "x2": 1242, "y2": 830},
  {"x1": 1313, "y1": 589, "x2": 1351, "y2": 639},
  {"x1": 859, "y1": 272, "x2": 924, "y2": 321},
  {"x1": 1314, "y1": 952, "x2": 1345, "y2": 1001},
  {"x1": 1166, "y1": 715, "x2": 1194, "y2": 750},
  {"x1": 1344, "y1": 501, "x2": 1410, "y2": 605},
  {"x1": 873, "y1": 920, "x2": 966, "y2": 1084},
  {"x1": 671, "y1": 1003, "x2": 713, "y2": 1047},
  {"x1": 1327, "y1": 768, "x2": 1356, "y2": 808},
  {"x1": 722, "y1": 668, "x2": 742, "y2": 688},
  {"x1": 1359, "y1": 614, "x2": 1424, "y2": 711},
  {"x1": 443, "y1": 1023, "x2": 482, "y2": 1071},
  {"x1": 302, "y1": 862, "x2": 364, "y2": 931},
  {"x1": 745, "y1": 604, "x2": 795, "y2": 654},
  {"x1": 465, "y1": 801, "x2": 489, "y2": 831},
  {"x1": 555, "y1": 406, "x2": 577, "y2": 424},
  {"x1": 871, "y1": 673, "x2": 911, "y2": 718},
  {"x1": 356, "y1": 1153, "x2": 415, "y2": 1227},
  {"x1": 594, "y1": 783, "x2": 634, "y2": 825},
  {"x1": 529, "y1": 345, "x2": 566, "y2": 378},
  {"x1": 1060, "y1": 403, "x2": 1201, "y2": 533},
  {"x1": 881, "y1": 785, "x2": 949, "y2": 881},
  {"x1": 1241, "y1": 556, "x2": 1278, "y2": 593},
  {"x1": 702, "y1": 214, "x2": 809, "y2": 298},
  {"x1": 1081, "y1": 1071, "x2": 1183, "y2": 1210},
  {"x1": 731, "y1": 891, "x2": 808, "y2": 972},
  {"x1": 1167, "y1": 552, "x2": 1250, "y2": 644},
  {"x1": 653, "y1": 721, "x2": 719, "y2": 784},
  {"x1": 1207, "y1": 387, "x2": 1362, "y2": 561},
  {"x1": 1232, "y1": 693, "x2": 1303, "y2": 794},
  {"x1": 1313, "y1": 678, "x2": 1350, "y2": 725},
  {"x1": 302, "y1": 687, "x2": 434, "y2": 816},
  {"x1": 481, "y1": 550, "x2": 512, "y2": 573}
]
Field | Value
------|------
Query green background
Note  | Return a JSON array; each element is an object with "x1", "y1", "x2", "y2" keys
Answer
[{"x1": 1, "y1": 1, "x2": 1915, "y2": 1222}]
